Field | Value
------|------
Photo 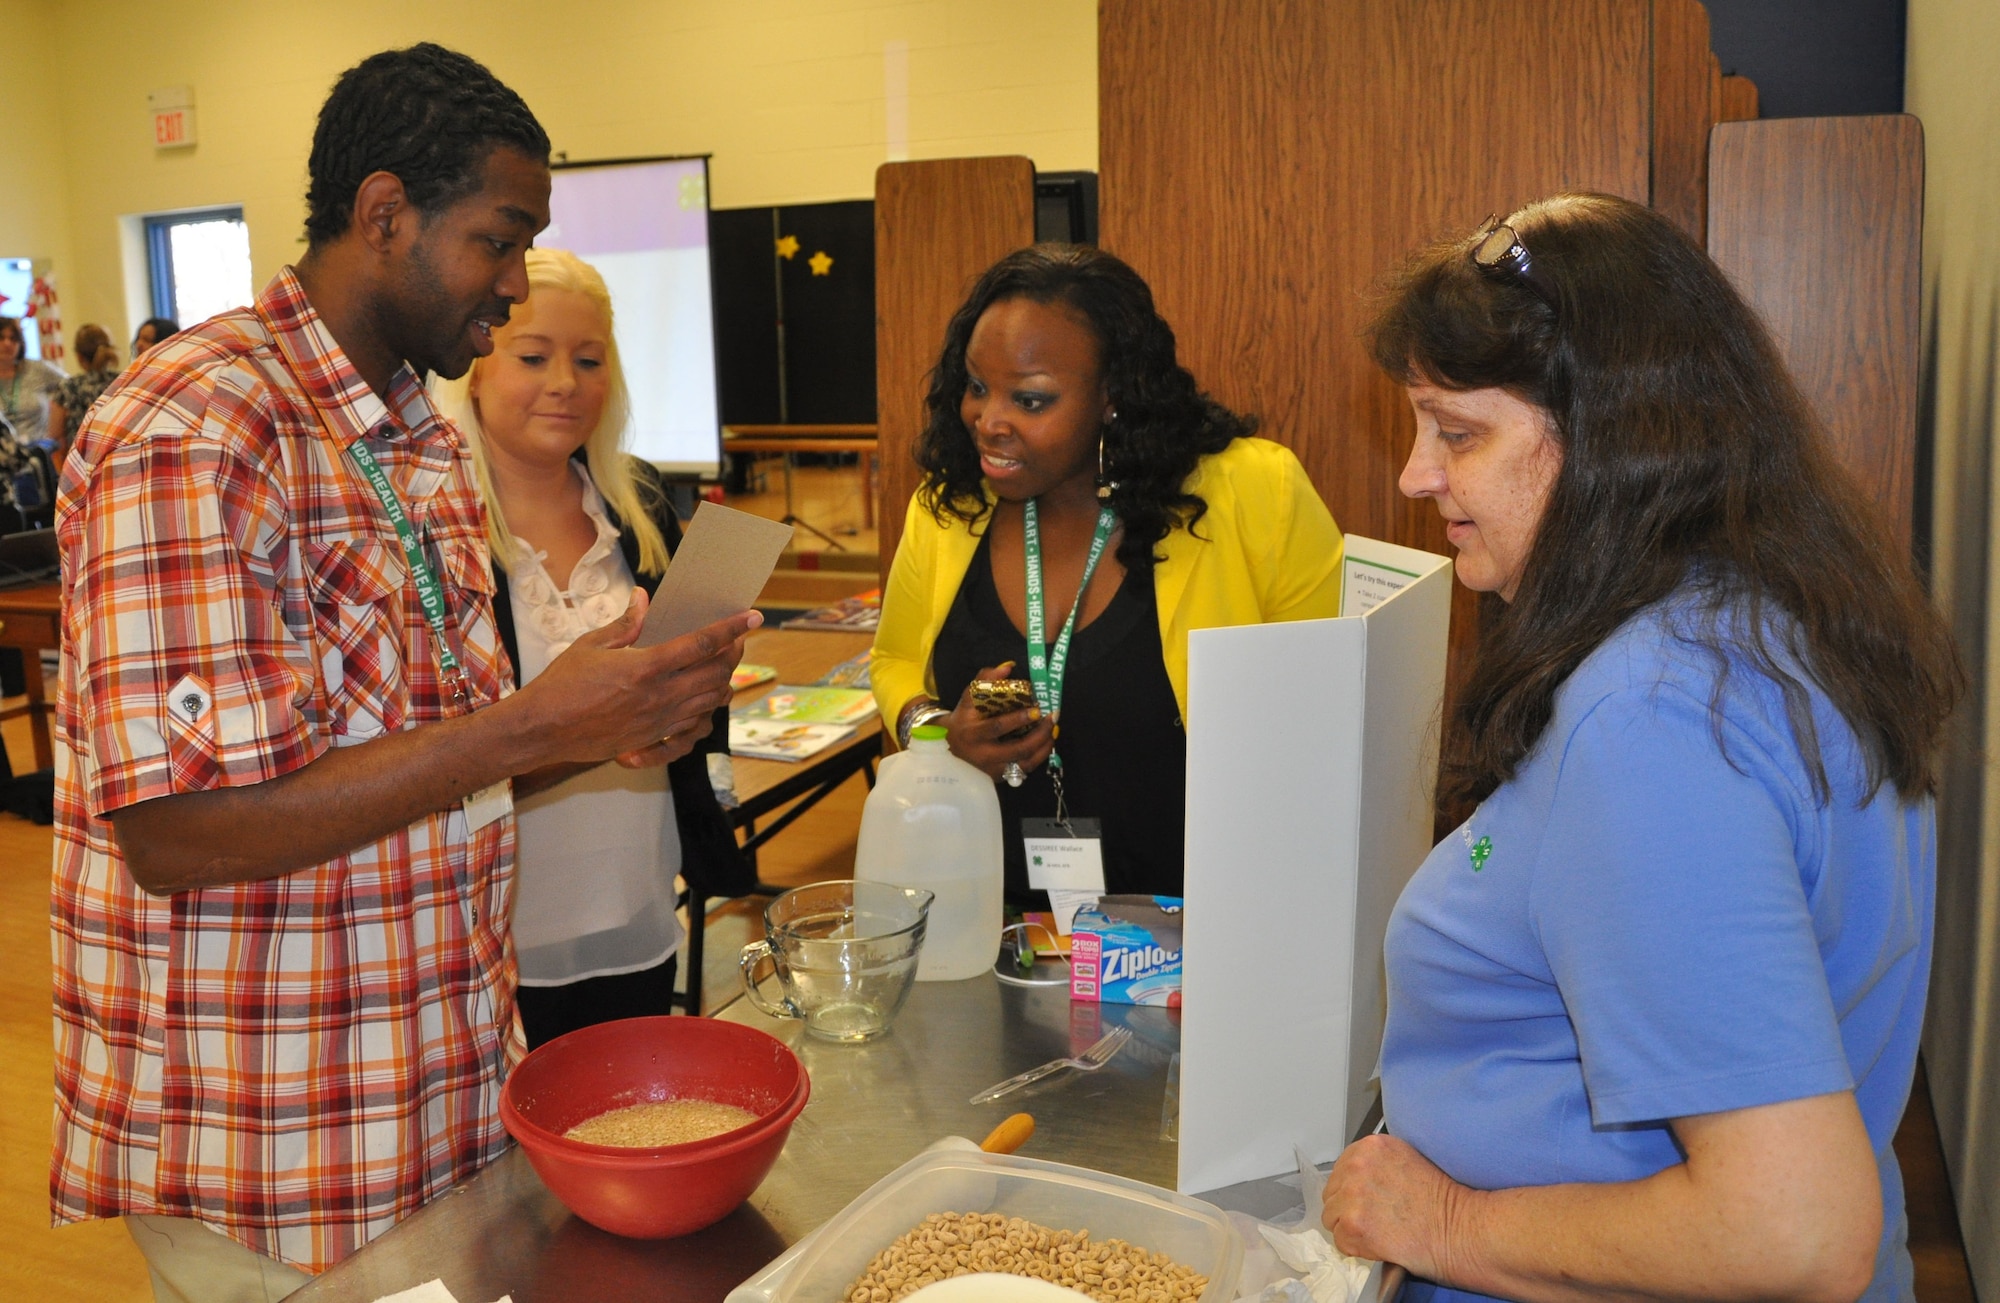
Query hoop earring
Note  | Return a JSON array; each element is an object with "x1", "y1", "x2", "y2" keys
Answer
[{"x1": 1096, "y1": 417, "x2": 1120, "y2": 502}]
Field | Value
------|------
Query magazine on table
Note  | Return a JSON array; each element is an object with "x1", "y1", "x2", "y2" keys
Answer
[
  {"x1": 734, "y1": 686, "x2": 876, "y2": 726},
  {"x1": 728, "y1": 718, "x2": 856, "y2": 762},
  {"x1": 779, "y1": 588, "x2": 881, "y2": 632},
  {"x1": 814, "y1": 650, "x2": 873, "y2": 688}
]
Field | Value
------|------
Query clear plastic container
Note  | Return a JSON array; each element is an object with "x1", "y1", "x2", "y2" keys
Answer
[{"x1": 744, "y1": 1142, "x2": 1242, "y2": 1303}]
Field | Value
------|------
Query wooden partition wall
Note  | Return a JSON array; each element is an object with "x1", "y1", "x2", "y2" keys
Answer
[
  {"x1": 866, "y1": 7, "x2": 1926, "y2": 799},
  {"x1": 1720, "y1": 75, "x2": 1761, "y2": 123},
  {"x1": 1706, "y1": 116, "x2": 1925, "y2": 554},
  {"x1": 1652, "y1": 0, "x2": 1724, "y2": 241},
  {"x1": 1096, "y1": 0, "x2": 1719, "y2": 725},
  {"x1": 873, "y1": 158, "x2": 1037, "y2": 579}
]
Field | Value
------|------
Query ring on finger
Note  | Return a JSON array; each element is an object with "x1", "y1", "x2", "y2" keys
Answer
[{"x1": 1001, "y1": 762, "x2": 1025, "y2": 787}]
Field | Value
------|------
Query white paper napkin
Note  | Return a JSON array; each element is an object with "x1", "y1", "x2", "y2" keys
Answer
[{"x1": 1228, "y1": 1145, "x2": 1378, "y2": 1303}]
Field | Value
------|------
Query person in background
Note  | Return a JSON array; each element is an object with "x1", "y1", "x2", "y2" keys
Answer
[
  {"x1": 1321, "y1": 194, "x2": 1961, "y2": 1303},
  {"x1": 872, "y1": 244, "x2": 1343, "y2": 905},
  {"x1": 49, "y1": 323, "x2": 120, "y2": 454},
  {"x1": 54, "y1": 44, "x2": 754, "y2": 1301},
  {"x1": 434, "y1": 247, "x2": 750, "y2": 1047},
  {"x1": 132, "y1": 315, "x2": 179, "y2": 359},
  {"x1": 0, "y1": 314, "x2": 63, "y2": 446},
  {"x1": 0, "y1": 316, "x2": 63, "y2": 540}
]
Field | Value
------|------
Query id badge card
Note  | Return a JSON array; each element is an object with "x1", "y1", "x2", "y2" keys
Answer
[
  {"x1": 463, "y1": 779, "x2": 514, "y2": 832},
  {"x1": 1023, "y1": 816, "x2": 1104, "y2": 935}
]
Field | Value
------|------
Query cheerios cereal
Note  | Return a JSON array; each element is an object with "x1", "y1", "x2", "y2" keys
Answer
[{"x1": 845, "y1": 1211, "x2": 1208, "y2": 1303}]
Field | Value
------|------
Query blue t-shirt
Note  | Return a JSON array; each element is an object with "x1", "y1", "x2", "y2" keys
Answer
[{"x1": 1381, "y1": 597, "x2": 1932, "y2": 1303}]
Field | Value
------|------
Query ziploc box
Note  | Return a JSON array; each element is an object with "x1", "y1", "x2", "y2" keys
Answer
[{"x1": 1069, "y1": 895, "x2": 1184, "y2": 1006}]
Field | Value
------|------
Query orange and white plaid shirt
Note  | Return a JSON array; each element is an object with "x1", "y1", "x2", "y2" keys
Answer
[{"x1": 51, "y1": 267, "x2": 520, "y2": 1272}]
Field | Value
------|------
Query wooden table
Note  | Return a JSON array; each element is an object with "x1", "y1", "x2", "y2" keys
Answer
[
  {"x1": 0, "y1": 580, "x2": 60, "y2": 771},
  {"x1": 722, "y1": 425, "x2": 878, "y2": 531},
  {"x1": 729, "y1": 627, "x2": 880, "y2": 817}
]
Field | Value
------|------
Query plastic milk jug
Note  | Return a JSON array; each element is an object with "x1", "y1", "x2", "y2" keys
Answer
[{"x1": 855, "y1": 724, "x2": 1004, "y2": 980}]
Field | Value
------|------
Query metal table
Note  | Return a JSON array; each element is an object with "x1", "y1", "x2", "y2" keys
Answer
[{"x1": 295, "y1": 976, "x2": 1191, "y2": 1303}]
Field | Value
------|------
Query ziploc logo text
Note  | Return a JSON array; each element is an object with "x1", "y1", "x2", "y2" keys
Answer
[
  {"x1": 1099, "y1": 943, "x2": 1175, "y2": 985},
  {"x1": 1071, "y1": 896, "x2": 1185, "y2": 1006}
]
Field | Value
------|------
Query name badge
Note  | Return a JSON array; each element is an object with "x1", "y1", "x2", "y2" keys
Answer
[
  {"x1": 462, "y1": 779, "x2": 514, "y2": 832},
  {"x1": 1023, "y1": 816, "x2": 1105, "y2": 935}
]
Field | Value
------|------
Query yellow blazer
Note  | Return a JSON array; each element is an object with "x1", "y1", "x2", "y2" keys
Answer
[{"x1": 872, "y1": 436, "x2": 1344, "y2": 730}]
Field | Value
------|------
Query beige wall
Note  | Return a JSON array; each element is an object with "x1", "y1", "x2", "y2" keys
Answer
[
  {"x1": 1909, "y1": 0, "x2": 2000, "y2": 1289},
  {"x1": 4, "y1": 0, "x2": 1096, "y2": 345},
  {"x1": 0, "y1": 0, "x2": 74, "y2": 326}
]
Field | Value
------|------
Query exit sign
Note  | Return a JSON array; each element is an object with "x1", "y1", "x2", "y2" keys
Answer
[
  {"x1": 153, "y1": 108, "x2": 196, "y2": 147},
  {"x1": 148, "y1": 86, "x2": 196, "y2": 149}
]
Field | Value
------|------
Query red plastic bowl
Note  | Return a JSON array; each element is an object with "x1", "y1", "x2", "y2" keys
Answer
[{"x1": 501, "y1": 1016, "x2": 810, "y2": 1238}]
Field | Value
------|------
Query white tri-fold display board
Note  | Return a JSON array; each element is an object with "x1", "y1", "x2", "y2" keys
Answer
[{"x1": 1177, "y1": 535, "x2": 1453, "y2": 1195}]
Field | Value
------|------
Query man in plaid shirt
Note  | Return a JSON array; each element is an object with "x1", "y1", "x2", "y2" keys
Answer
[{"x1": 51, "y1": 46, "x2": 755, "y2": 1300}]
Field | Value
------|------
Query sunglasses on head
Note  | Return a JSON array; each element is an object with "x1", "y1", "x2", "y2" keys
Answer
[{"x1": 1472, "y1": 217, "x2": 1558, "y2": 311}]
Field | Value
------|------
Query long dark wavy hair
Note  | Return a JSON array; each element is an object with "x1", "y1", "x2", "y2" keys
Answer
[
  {"x1": 915, "y1": 244, "x2": 1255, "y2": 572},
  {"x1": 1372, "y1": 193, "x2": 1961, "y2": 811}
]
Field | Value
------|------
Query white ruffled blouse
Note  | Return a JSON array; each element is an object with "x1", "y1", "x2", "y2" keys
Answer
[{"x1": 508, "y1": 466, "x2": 683, "y2": 986}]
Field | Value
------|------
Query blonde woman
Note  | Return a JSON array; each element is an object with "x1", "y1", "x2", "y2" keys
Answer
[
  {"x1": 49, "y1": 323, "x2": 121, "y2": 454},
  {"x1": 434, "y1": 247, "x2": 748, "y2": 1045}
]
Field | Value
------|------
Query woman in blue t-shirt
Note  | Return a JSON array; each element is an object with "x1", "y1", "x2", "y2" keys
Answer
[{"x1": 1323, "y1": 194, "x2": 1962, "y2": 1303}]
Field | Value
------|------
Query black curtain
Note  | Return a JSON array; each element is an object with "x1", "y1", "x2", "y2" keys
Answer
[{"x1": 709, "y1": 200, "x2": 876, "y2": 426}]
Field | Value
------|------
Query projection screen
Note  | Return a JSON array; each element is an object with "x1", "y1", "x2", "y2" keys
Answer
[{"x1": 545, "y1": 156, "x2": 721, "y2": 476}]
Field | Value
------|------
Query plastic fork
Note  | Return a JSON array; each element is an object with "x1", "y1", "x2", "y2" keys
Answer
[{"x1": 969, "y1": 1027, "x2": 1133, "y2": 1104}]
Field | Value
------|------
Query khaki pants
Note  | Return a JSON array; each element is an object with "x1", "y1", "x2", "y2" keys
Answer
[{"x1": 126, "y1": 1215, "x2": 313, "y2": 1303}]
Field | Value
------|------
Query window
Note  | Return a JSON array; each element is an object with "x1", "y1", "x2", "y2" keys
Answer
[
  {"x1": 145, "y1": 208, "x2": 251, "y2": 326},
  {"x1": 0, "y1": 258, "x2": 45, "y2": 357}
]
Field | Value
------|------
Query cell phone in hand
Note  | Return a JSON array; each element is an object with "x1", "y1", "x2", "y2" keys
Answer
[{"x1": 969, "y1": 678, "x2": 1037, "y2": 718}]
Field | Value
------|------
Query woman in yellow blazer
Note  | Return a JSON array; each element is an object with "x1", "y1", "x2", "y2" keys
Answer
[{"x1": 873, "y1": 245, "x2": 1343, "y2": 903}]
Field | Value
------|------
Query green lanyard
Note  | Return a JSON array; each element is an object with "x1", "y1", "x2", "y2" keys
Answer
[
  {"x1": 1022, "y1": 498, "x2": 1117, "y2": 777},
  {"x1": 344, "y1": 438, "x2": 470, "y2": 707}
]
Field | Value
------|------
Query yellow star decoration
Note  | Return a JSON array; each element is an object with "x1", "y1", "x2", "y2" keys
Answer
[
  {"x1": 808, "y1": 250, "x2": 834, "y2": 276},
  {"x1": 775, "y1": 235, "x2": 800, "y2": 260}
]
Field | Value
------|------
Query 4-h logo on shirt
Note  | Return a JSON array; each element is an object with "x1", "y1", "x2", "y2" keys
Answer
[{"x1": 1459, "y1": 825, "x2": 1493, "y2": 872}]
